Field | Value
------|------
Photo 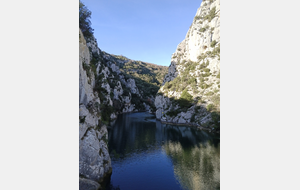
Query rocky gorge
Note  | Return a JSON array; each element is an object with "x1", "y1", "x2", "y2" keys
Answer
[
  {"x1": 79, "y1": 6, "x2": 167, "y2": 188},
  {"x1": 79, "y1": 0, "x2": 220, "y2": 189}
]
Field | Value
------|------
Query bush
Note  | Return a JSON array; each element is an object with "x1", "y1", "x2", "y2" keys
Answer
[
  {"x1": 131, "y1": 93, "x2": 146, "y2": 111},
  {"x1": 204, "y1": 6, "x2": 216, "y2": 22},
  {"x1": 187, "y1": 77, "x2": 197, "y2": 85},
  {"x1": 210, "y1": 40, "x2": 217, "y2": 47},
  {"x1": 199, "y1": 28, "x2": 206, "y2": 32},
  {"x1": 123, "y1": 88, "x2": 130, "y2": 96},
  {"x1": 100, "y1": 104, "x2": 114, "y2": 124},
  {"x1": 190, "y1": 114, "x2": 196, "y2": 122},
  {"x1": 211, "y1": 111, "x2": 220, "y2": 129},
  {"x1": 199, "y1": 60, "x2": 209, "y2": 69},
  {"x1": 181, "y1": 89, "x2": 193, "y2": 102},
  {"x1": 205, "y1": 91, "x2": 214, "y2": 96},
  {"x1": 113, "y1": 99, "x2": 122, "y2": 112},
  {"x1": 194, "y1": 15, "x2": 201, "y2": 20},
  {"x1": 207, "y1": 104, "x2": 214, "y2": 112},
  {"x1": 166, "y1": 109, "x2": 181, "y2": 117},
  {"x1": 165, "y1": 81, "x2": 172, "y2": 89},
  {"x1": 203, "y1": 68, "x2": 210, "y2": 73},
  {"x1": 79, "y1": 1, "x2": 94, "y2": 40}
]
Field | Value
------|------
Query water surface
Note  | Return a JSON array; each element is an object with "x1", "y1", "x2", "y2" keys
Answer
[{"x1": 106, "y1": 112, "x2": 220, "y2": 190}]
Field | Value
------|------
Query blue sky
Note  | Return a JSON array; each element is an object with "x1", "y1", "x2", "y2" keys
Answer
[{"x1": 82, "y1": 0, "x2": 202, "y2": 66}]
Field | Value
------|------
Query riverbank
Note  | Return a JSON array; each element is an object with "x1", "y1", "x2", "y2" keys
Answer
[{"x1": 157, "y1": 118, "x2": 220, "y2": 134}]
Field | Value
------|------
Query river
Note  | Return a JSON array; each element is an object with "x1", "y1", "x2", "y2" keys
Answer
[{"x1": 105, "y1": 112, "x2": 220, "y2": 190}]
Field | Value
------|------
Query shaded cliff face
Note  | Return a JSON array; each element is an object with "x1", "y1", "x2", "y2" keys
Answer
[
  {"x1": 155, "y1": 0, "x2": 220, "y2": 130},
  {"x1": 79, "y1": 27, "x2": 168, "y2": 189},
  {"x1": 79, "y1": 29, "x2": 112, "y2": 189}
]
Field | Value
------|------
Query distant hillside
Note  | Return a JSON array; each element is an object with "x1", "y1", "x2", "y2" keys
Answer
[{"x1": 107, "y1": 54, "x2": 168, "y2": 98}]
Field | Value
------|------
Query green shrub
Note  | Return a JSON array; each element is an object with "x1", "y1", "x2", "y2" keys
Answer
[
  {"x1": 207, "y1": 104, "x2": 214, "y2": 112},
  {"x1": 131, "y1": 93, "x2": 146, "y2": 110},
  {"x1": 190, "y1": 114, "x2": 196, "y2": 122},
  {"x1": 203, "y1": 68, "x2": 210, "y2": 73},
  {"x1": 204, "y1": 6, "x2": 216, "y2": 22},
  {"x1": 166, "y1": 109, "x2": 181, "y2": 117},
  {"x1": 79, "y1": 116, "x2": 86, "y2": 123},
  {"x1": 82, "y1": 62, "x2": 92, "y2": 81},
  {"x1": 211, "y1": 111, "x2": 220, "y2": 129},
  {"x1": 165, "y1": 81, "x2": 172, "y2": 89},
  {"x1": 200, "y1": 83, "x2": 211, "y2": 89},
  {"x1": 79, "y1": 1, "x2": 94, "y2": 40},
  {"x1": 205, "y1": 91, "x2": 214, "y2": 96},
  {"x1": 210, "y1": 40, "x2": 217, "y2": 47},
  {"x1": 188, "y1": 77, "x2": 197, "y2": 85},
  {"x1": 194, "y1": 16, "x2": 201, "y2": 20},
  {"x1": 123, "y1": 88, "x2": 130, "y2": 96},
  {"x1": 211, "y1": 45, "x2": 220, "y2": 58},
  {"x1": 200, "y1": 77, "x2": 205, "y2": 83},
  {"x1": 199, "y1": 28, "x2": 206, "y2": 32},
  {"x1": 100, "y1": 104, "x2": 114, "y2": 124},
  {"x1": 181, "y1": 89, "x2": 193, "y2": 102},
  {"x1": 202, "y1": 72, "x2": 211, "y2": 77},
  {"x1": 199, "y1": 60, "x2": 209, "y2": 69},
  {"x1": 211, "y1": 94, "x2": 220, "y2": 110}
]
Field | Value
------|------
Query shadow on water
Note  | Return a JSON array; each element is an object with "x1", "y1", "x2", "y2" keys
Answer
[{"x1": 105, "y1": 112, "x2": 220, "y2": 190}]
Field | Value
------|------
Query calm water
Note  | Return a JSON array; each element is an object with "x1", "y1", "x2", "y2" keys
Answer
[{"x1": 105, "y1": 112, "x2": 220, "y2": 190}]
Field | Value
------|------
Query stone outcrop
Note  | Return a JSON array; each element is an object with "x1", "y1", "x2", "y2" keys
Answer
[
  {"x1": 79, "y1": 29, "x2": 112, "y2": 189},
  {"x1": 155, "y1": 0, "x2": 220, "y2": 130},
  {"x1": 79, "y1": 178, "x2": 101, "y2": 190}
]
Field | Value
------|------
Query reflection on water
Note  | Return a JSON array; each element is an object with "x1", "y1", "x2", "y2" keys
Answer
[
  {"x1": 164, "y1": 141, "x2": 220, "y2": 190},
  {"x1": 106, "y1": 112, "x2": 220, "y2": 190}
]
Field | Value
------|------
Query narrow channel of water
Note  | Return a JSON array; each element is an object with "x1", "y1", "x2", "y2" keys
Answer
[{"x1": 105, "y1": 112, "x2": 220, "y2": 190}]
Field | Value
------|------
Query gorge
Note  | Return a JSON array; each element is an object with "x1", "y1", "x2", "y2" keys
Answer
[{"x1": 79, "y1": 0, "x2": 220, "y2": 189}]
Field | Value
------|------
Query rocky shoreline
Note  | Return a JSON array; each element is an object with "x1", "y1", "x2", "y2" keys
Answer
[{"x1": 158, "y1": 118, "x2": 219, "y2": 134}]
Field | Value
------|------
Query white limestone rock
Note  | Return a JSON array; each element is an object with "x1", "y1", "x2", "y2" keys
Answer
[
  {"x1": 79, "y1": 29, "x2": 111, "y2": 186},
  {"x1": 113, "y1": 81, "x2": 123, "y2": 100},
  {"x1": 154, "y1": 0, "x2": 220, "y2": 128},
  {"x1": 125, "y1": 78, "x2": 139, "y2": 95}
]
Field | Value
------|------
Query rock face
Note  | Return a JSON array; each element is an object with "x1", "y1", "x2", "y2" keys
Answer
[
  {"x1": 79, "y1": 178, "x2": 101, "y2": 190},
  {"x1": 79, "y1": 29, "x2": 112, "y2": 189},
  {"x1": 81, "y1": 35, "x2": 167, "y2": 125},
  {"x1": 79, "y1": 24, "x2": 167, "y2": 188},
  {"x1": 155, "y1": 0, "x2": 220, "y2": 129}
]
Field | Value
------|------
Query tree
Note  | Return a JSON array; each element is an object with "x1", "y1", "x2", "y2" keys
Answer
[
  {"x1": 79, "y1": 1, "x2": 94, "y2": 40},
  {"x1": 180, "y1": 89, "x2": 193, "y2": 102}
]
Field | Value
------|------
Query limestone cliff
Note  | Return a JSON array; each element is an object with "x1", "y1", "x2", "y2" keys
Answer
[
  {"x1": 79, "y1": 25, "x2": 167, "y2": 189},
  {"x1": 79, "y1": 1, "x2": 168, "y2": 189},
  {"x1": 79, "y1": 29, "x2": 112, "y2": 189},
  {"x1": 155, "y1": 0, "x2": 220, "y2": 130}
]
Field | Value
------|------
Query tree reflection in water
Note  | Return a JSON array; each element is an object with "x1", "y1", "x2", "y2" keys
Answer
[{"x1": 107, "y1": 112, "x2": 220, "y2": 190}]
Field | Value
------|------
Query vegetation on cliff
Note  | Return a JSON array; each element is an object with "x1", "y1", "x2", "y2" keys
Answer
[
  {"x1": 79, "y1": 1, "x2": 168, "y2": 125},
  {"x1": 79, "y1": 1, "x2": 94, "y2": 41},
  {"x1": 155, "y1": 0, "x2": 220, "y2": 130},
  {"x1": 108, "y1": 54, "x2": 168, "y2": 98}
]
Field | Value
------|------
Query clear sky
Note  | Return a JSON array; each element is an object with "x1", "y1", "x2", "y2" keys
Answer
[{"x1": 82, "y1": 0, "x2": 202, "y2": 66}]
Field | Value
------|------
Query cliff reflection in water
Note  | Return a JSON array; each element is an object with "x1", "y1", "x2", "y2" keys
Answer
[{"x1": 107, "y1": 112, "x2": 220, "y2": 190}]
